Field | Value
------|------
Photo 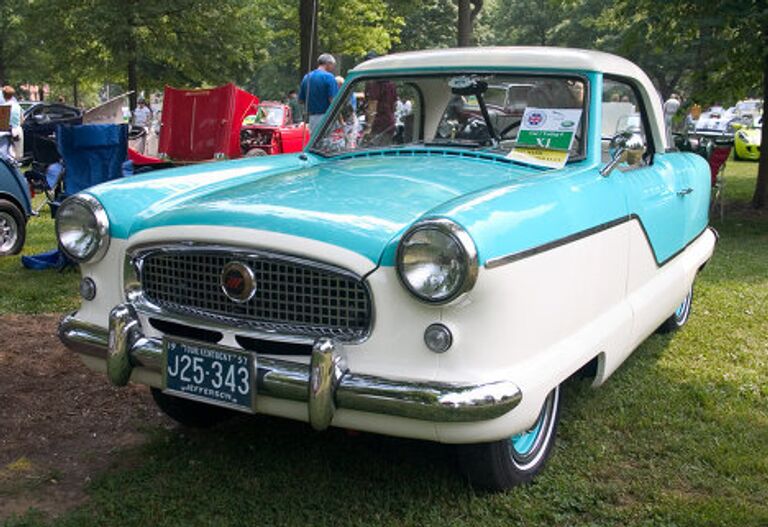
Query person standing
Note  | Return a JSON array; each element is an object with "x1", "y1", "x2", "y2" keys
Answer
[
  {"x1": 286, "y1": 90, "x2": 303, "y2": 124},
  {"x1": 298, "y1": 53, "x2": 339, "y2": 132},
  {"x1": 132, "y1": 98, "x2": 153, "y2": 154},
  {"x1": 0, "y1": 86, "x2": 22, "y2": 163},
  {"x1": 663, "y1": 93, "x2": 681, "y2": 142}
]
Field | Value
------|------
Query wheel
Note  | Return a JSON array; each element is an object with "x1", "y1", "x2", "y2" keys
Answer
[
  {"x1": 733, "y1": 148, "x2": 741, "y2": 161},
  {"x1": 457, "y1": 386, "x2": 561, "y2": 491},
  {"x1": 0, "y1": 199, "x2": 26, "y2": 256},
  {"x1": 656, "y1": 284, "x2": 693, "y2": 334},
  {"x1": 150, "y1": 388, "x2": 236, "y2": 428},
  {"x1": 245, "y1": 147, "x2": 267, "y2": 157}
]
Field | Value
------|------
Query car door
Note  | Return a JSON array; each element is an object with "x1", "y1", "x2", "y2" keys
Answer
[{"x1": 601, "y1": 77, "x2": 689, "y2": 266}]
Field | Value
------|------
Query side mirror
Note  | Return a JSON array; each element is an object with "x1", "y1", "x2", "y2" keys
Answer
[{"x1": 600, "y1": 131, "x2": 646, "y2": 177}]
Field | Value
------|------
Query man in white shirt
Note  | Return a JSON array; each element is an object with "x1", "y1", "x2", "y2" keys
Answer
[
  {"x1": 0, "y1": 86, "x2": 22, "y2": 163},
  {"x1": 132, "y1": 98, "x2": 153, "y2": 153}
]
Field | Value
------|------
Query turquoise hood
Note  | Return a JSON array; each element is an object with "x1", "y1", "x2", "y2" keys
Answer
[{"x1": 88, "y1": 153, "x2": 537, "y2": 266}]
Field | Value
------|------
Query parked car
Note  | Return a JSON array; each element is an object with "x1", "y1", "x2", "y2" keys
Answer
[
  {"x1": 732, "y1": 98, "x2": 762, "y2": 127},
  {"x1": 0, "y1": 156, "x2": 31, "y2": 255},
  {"x1": 18, "y1": 101, "x2": 41, "y2": 114},
  {"x1": 240, "y1": 101, "x2": 309, "y2": 156},
  {"x1": 733, "y1": 122, "x2": 762, "y2": 161},
  {"x1": 22, "y1": 102, "x2": 83, "y2": 163},
  {"x1": 57, "y1": 47, "x2": 716, "y2": 491},
  {"x1": 694, "y1": 105, "x2": 739, "y2": 139}
]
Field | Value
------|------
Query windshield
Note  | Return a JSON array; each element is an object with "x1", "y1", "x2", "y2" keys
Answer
[
  {"x1": 310, "y1": 73, "x2": 587, "y2": 163},
  {"x1": 244, "y1": 105, "x2": 285, "y2": 126}
]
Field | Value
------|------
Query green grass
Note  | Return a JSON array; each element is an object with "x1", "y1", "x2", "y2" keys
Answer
[
  {"x1": 3, "y1": 160, "x2": 768, "y2": 526},
  {"x1": 0, "y1": 197, "x2": 79, "y2": 314}
]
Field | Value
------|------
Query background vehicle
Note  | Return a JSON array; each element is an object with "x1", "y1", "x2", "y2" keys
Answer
[
  {"x1": 694, "y1": 105, "x2": 739, "y2": 139},
  {"x1": 21, "y1": 102, "x2": 83, "y2": 164},
  {"x1": 733, "y1": 124, "x2": 761, "y2": 161},
  {"x1": 158, "y1": 83, "x2": 258, "y2": 162},
  {"x1": 240, "y1": 102, "x2": 309, "y2": 156},
  {"x1": 0, "y1": 156, "x2": 31, "y2": 255}
]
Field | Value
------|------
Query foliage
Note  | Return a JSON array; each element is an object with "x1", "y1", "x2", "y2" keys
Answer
[
  {"x1": 0, "y1": 0, "x2": 29, "y2": 86},
  {"x1": 391, "y1": 0, "x2": 457, "y2": 51}
]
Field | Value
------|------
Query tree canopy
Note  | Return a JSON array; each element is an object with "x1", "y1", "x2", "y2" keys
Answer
[{"x1": 1, "y1": 0, "x2": 765, "y2": 205}]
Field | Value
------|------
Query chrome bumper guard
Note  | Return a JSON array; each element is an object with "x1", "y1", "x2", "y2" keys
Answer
[{"x1": 59, "y1": 304, "x2": 522, "y2": 431}]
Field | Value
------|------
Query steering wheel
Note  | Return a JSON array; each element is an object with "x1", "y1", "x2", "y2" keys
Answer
[{"x1": 498, "y1": 119, "x2": 522, "y2": 140}]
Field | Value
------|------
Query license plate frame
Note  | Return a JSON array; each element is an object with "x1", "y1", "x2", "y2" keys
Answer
[{"x1": 162, "y1": 337, "x2": 256, "y2": 414}]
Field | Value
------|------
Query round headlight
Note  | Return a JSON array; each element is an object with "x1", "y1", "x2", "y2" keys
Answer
[
  {"x1": 55, "y1": 194, "x2": 110, "y2": 263},
  {"x1": 396, "y1": 219, "x2": 478, "y2": 304}
]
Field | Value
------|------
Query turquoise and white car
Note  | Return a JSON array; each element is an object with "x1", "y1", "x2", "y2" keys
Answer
[{"x1": 57, "y1": 47, "x2": 716, "y2": 491}]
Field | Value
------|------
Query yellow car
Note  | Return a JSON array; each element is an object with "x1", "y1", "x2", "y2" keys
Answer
[{"x1": 733, "y1": 125, "x2": 761, "y2": 161}]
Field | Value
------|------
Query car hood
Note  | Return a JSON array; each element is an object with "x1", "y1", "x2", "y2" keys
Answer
[
  {"x1": 90, "y1": 153, "x2": 539, "y2": 266},
  {"x1": 739, "y1": 128, "x2": 761, "y2": 144}
]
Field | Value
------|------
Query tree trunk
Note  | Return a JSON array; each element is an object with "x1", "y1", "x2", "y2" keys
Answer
[
  {"x1": 72, "y1": 80, "x2": 79, "y2": 107},
  {"x1": 457, "y1": 0, "x2": 471, "y2": 47},
  {"x1": 299, "y1": 0, "x2": 318, "y2": 81},
  {"x1": 127, "y1": 57, "x2": 137, "y2": 111},
  {"x1": 457, "y1": 0, "x2": 483, "y2": 47},
  {"x1": 751, "y1": 47, "x2": 768, "y2": 209}
]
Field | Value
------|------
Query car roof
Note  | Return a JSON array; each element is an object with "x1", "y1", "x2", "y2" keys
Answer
[{"x1": 354, "y1": 46, "x2": 645, "y2": 76}]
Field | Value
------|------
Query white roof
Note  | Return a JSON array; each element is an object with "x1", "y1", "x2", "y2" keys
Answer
[{"x1": 354, "y1": 47, "x2": 667, "y2": 149}]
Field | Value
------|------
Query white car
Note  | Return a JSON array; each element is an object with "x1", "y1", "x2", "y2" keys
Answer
[{"x1": 58, "y1": 47, "x2": 717, "y2": 490}]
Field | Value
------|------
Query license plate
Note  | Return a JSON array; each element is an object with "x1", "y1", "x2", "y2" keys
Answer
[{"x1": 163, "y1": 338, "x2": 255, "y2": 413}]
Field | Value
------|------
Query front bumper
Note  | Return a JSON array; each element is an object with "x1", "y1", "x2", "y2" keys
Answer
[{"x1": 59, "y1": 304, "x2": 522, "y2": 431}]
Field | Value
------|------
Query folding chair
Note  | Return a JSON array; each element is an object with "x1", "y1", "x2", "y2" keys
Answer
[
  {"x1": 708, "y1": 145, "x2": 731, "y2": 221},
  {"x1": 52, "y1": 123, "x2": 129, "y2": 215},
  {"x1": 22, "y1": 124, "x2": 130, "y2": 272}
]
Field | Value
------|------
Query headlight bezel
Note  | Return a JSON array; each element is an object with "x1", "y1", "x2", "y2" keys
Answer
[
  {"x1": 55, "y1": 194, "x2": 111, "y2": 264},
  {"x1": 396, "y1": 218, "x2": 478, "y2": 305}
]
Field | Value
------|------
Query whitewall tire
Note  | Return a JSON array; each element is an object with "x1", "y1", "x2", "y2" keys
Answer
[{"x1": 457, "y1": 386, "x2": 561, "y2": 491}]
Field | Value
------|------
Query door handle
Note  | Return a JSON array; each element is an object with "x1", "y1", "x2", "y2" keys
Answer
[{"x1": 677, "y1": 188, "x2": 693, "y2": 196}]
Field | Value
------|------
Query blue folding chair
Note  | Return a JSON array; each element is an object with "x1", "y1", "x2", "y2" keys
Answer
[
  {"x1": 23, "y1": 124, "x2": 130, "y2": 271},
  {"x1": 51, "y1": 123, "x2": 130, "y2": 215}
]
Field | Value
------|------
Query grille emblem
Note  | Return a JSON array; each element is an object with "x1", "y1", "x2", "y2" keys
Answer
[{"x1": 220, "y1": 261, "x2": 257, "y2": 303}]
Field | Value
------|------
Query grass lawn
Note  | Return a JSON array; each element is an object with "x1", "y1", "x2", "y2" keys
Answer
[
  {"x1": 0, "y1": 197, "x2": 79, "y2": 314},
  {"x1": 3, "y1": 159, "x2": 767, "y2": 526}
]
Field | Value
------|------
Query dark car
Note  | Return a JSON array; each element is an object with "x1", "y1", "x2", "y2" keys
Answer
[
  {"x1": 0, "y1": 156, "x2": 32, "y2": 255},
  {"x1": 22, "y1": 103, "x2": 83, "y2": 163}
]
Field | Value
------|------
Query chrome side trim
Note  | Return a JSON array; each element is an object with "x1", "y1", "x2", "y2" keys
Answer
[
  {"x1": 59, "y1": 310, "x2": 522, "y2": 424},
  {"x1": 485, "y1": 215, "x2": 711, "y2": 270}
]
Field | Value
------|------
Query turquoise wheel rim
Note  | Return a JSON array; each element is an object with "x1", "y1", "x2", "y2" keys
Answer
[
  {"x1": 674, "y1": 288, "x2": 693, "y2": 321},
  {"x1": 511, "y1": 417, "x2": 544, "y2": 456}
]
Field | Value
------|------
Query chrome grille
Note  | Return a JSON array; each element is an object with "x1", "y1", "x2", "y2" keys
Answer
[{"x1": 138, "y1": 249, "x2": 371, "y2": 342}]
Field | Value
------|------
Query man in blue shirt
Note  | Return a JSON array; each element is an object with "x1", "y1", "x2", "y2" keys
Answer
[{"x1": 299, "y1": 53, "x2": 339, "y2": 132}]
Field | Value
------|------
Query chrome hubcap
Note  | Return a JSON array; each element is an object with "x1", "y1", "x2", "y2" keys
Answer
[{"x1": 0, "y1": 212, "x2": 18, "y2": 253}]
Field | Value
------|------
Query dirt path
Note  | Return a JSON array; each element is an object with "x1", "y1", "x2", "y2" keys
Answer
[{"x1": 0, "y1": 314, "x2": 170, "y2": 520}]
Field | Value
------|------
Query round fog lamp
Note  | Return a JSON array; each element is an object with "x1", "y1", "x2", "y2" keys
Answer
[
  {"x1": 424, "y1": 323, "x2": 453, "y2": 353},
  {"x1": 80, "y1": 277, "x2": 97, "y2": 301}
]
